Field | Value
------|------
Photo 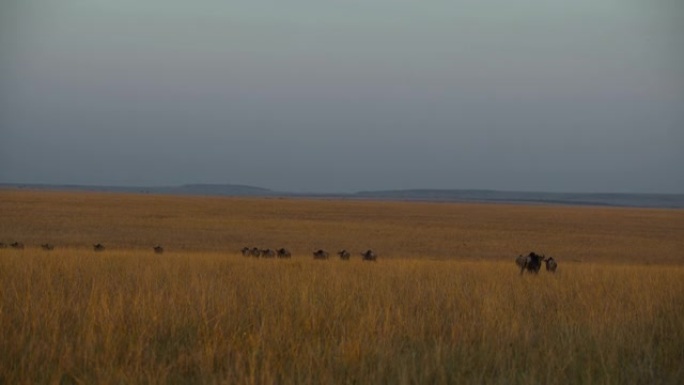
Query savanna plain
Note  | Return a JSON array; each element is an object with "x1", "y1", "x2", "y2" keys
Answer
[{"x1": 1, "y1": 189, "x2": 683, "y2": 385}]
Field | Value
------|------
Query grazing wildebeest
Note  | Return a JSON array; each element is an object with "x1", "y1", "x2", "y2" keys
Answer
[
  {"x1": 338, "y1": 249, "x2": 351, "y2": 260},
  {"x1": 544, "y1": 257, "x2": 558, "y2": 273},
  {"x1": 361, "y1": 249, "x2": 377, "y2": 261},
  {"x1": 277, "y1": 248, "x2": 292, "y2": 258},
  {"x1": 515, "y1": 254, "x2": 527, "y2": 269},
  {"x1": 250, "y1": 247, "x2": 261, "y2": 257},
  {"x1": 518, "y1": 252, "x2": 544, "y2": 275},
  {"x1": 10, "y1": 242, "x2": 24, "y2": 249},
  {"x1": 261, "y1": 249, "x2": 276, "y2": 258},
  {"x1": 241, "y1": 247, "x2": 251, "y2": 257},
  {"x1": 313, "y1": 249, "x2": 329, "y2": 260},
  {"x1": 41, "y1": 243, "x2": 55, "y2": 250},
  {"x1": 93, "y1": 243, "x2": 105, "y2": 252},
  {"x1": 153, "y1": 245, "x2": 164, "y2": 254}
]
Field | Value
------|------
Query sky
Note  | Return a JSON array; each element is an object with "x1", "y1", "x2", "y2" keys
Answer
[{"x1": 1, "y1": 0, "x2": 682, "y2": 193}]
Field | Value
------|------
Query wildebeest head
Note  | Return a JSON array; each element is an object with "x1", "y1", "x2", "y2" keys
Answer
[
  {"x1": 93, "y1": 243, "x2": 105, "y2": 252},
  {"x1": 361, "y1": 249, "x2": 377, "y2": 261},
  {"x1": 277, "y1": 248, "x2": 291, "y2": 258},
  {"x1": 153, "y1": 245, "x2": 164, "y2": 254}
]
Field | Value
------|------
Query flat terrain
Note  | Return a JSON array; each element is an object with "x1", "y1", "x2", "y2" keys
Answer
[
  {"x1": 1, "y1": 189, "x2": 683, "y2": 263},
  {"x1": 1, "y1": 190, "x2": 683, "y2": 384}
]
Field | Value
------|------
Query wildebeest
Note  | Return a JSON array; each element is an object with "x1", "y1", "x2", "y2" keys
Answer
[
  {"x1": 544, "y1": 257, "x2": 558, "y2": 273},
  {"x1": 361, "y1": 249, "x2": 377, "y2": 261},
  {"x1": 41, "y1": 243, "x2": 55, "y2": 250},
  {"x1": 261, "y1": 249, "x2": 276, "y2": 258},
  {"x1": 93, "y1": 243, "x2": 105, "y2": 252},
  {"x1": 0, "y1": 242, "x2": 7, "y2": 248},
  {"x1": 338, "y1": 249, "x2": 351, "y2": 260},
  {"x1": 313, "y1": 249, "x2": 329, "y2": 260},
  {"x1": 515, "y1": 254, "x2": 527, "y2": 269},
  {"x1": 517, "y1": 252, "x2": 544, "y2": 275},
  {"x1": 250, "y1": 247, "x2": 261, "y2": 257},
  {"x1": 241, "y1": 247, "x2": 251, "y2": 256},
  {"x1": 10, "y1": 242, "x2": 24, "y2": 249},
  {"x1": 277, "y1": 248, "x2": 292, "y2": 258},
  {"x1": 153, "y1": 245, "x2": 164, "y2": 254}
]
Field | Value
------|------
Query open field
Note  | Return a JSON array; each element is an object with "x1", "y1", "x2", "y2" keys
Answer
[
  {"x1": 1, "y1": 189, "x2": 683, "y2": 263},
  {"x1": 1, "y1": 190, "x2": 684, "y2": 384}
]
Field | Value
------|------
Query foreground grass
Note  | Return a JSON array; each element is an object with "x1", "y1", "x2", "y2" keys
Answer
[{"x1": 1, "y1": 249, "x2": 683, "y2": 384}]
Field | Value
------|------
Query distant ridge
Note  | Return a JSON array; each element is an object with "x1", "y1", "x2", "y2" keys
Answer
[
  {"x1": 1, "y1": 183, "x2": 683, "y2": 209},
  {"x1": 0, "y1": 183, "x2": 275, "y2": 197},
  {"x1": 171, "y1": 184, "x2": 274, "y2": 196}
]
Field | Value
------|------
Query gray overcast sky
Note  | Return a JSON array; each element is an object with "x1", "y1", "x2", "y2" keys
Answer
[{"x1": 1, "y1": 0, "x2": 682, "y2": 193}]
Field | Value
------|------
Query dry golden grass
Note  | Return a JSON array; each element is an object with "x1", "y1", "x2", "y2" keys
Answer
[
  {"x1": 1, "y1": 190, "x2": 683, "y2": 384},
  {"x1": 1, "y1": 189, "x2": 683, "y2": 263}
]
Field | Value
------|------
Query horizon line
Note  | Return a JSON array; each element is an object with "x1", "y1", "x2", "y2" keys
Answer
[{"x1": 1, "y1": 181, "x2": 683, "y2": 197}]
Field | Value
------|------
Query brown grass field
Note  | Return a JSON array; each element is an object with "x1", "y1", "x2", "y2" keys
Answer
[{"x1": 1, "y1": 189, "x2": 683, "y2": 384}]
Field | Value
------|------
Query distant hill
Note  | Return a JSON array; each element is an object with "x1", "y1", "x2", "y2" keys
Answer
[
  {"x1": 161, "y1": 184, "x2": 275, "y2": 196},
  {"x1": 0, "y1": 183, "x2": 275, "y2": 197},
  {"x1": 1, "y1": 183, "x2": 683, "y2": 209}
]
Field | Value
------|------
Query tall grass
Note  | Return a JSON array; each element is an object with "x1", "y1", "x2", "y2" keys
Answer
[{"x1": 1, "y1": 249, "x2": 683, "y2": 384}]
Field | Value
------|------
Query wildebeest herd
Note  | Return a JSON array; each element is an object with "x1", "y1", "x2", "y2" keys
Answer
[
  {"x1": 240, "y1": 247, "x2": 293, "y2": 258},
  {"x1": 515, "y1": 252, "x2": 558, "y2": 274},
  {"x1": 2, "y1": 241, "x2": 557, "y2": 273},
  {"x1": 244, "y1": 247, "x2": 378, "y2": 262}
]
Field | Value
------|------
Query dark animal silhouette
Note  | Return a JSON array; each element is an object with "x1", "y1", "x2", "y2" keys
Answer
[
  {"x1": 153, "y1": 245, "x2": 164, "y2": 254},
  {"x1": 250, "y1": 247, "x2": 261, "y2": 257},
  {"x1": 277, "y1": 248, "x2": 292, "y2": 258},
  {"x1": 518, "y1": 252, "x2": 544, "y2": 275},
  {"x1": 261, "y1": 249, "x2": 276, "y2": 258},
  {"x1": 10, "y1": 242, "x2": 24, "y2": 249},
  {"x1": 338, "y1": 249, "x2": 351, "y2": 260},
  {"x1": 241, "y1": 247, "x2": 251, "y2": 256},
  {"x1": 93, "y1": 243, "x2": 105, "y2": 252},
  {"x1": 544, "y1": 257, "x2": 558, "y2": 273},
  {"x1": 313, "y1": 249, "x2": 329, "y2": 260},
  {"x1": 41, "y1": 243, "x2": 55, "y2": 250},
  {"x1": 361, "y1": 249, "x2": 377, "y2": 261}
]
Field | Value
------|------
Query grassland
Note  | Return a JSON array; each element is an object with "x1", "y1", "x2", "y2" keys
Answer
[{"x1": 1, "y1": 190, "x2": 683, "y2": 384}]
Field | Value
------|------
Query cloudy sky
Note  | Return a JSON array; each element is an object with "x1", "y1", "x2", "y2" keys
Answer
[{"x1": 1, "y1": 0, "x2": 682, "y2": 193}]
